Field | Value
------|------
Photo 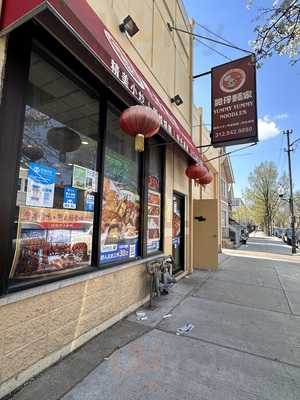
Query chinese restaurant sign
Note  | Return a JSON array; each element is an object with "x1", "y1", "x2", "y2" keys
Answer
[
  {"x1": 211, "y1": 55, "x2": 258, "y2": 147},
  {"x1": 0, "y1": 0, "x2": 201, "y2": 162}
]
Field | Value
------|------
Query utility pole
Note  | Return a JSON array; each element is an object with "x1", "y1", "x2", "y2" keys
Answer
[{"x1": 284, "y1": 129, "x2": 297, "y2": 254}]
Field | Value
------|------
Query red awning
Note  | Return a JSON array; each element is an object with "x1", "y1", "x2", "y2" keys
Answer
[{"x1": 0, "y1": 0, "x2": 201, "y2": 162}]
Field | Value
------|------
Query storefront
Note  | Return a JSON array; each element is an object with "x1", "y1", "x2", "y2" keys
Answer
[
  {"x1": 0, "y1": 1, "x2": 203, "y2": 396},
  {"x1": 0, "y1": 0, "x2": 201, "y2": 293}
]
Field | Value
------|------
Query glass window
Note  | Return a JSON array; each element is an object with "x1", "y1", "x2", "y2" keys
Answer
[
  {"x1": 10, "y1": 47, "x2": 99, "y2": 280},
  {"x1": 147, "y1": 143, "x2": 163, "y2": 254},
  {"x1": 100, "y1": 104, "x2": 141, "y2": 264}
]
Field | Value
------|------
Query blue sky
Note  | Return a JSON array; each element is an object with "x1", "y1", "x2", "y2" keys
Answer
[{"x1": 184, "y1": 0, "x2": 300, "y2": 197}]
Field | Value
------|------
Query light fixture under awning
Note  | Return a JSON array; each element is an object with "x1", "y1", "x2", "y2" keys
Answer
[{"x1": 0, "y1": 0, "x2": 202, "y2": 163}]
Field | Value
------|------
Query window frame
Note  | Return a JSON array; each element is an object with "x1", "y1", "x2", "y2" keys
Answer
[{"x1": 0, "y1": 22, "x2": 166, "y2": 296}]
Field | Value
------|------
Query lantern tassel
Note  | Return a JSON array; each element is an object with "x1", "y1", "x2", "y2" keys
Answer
[{"x1": 135, "y1": 134, "x2": 145, "y2": 152}]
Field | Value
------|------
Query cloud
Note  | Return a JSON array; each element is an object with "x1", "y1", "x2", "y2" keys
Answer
[
  {"x1": 274, "y1": 113, "x2": 288, "y2": 120},
  {"x1": 258, "y1": 116, "x2": 280, "y2": 141}
]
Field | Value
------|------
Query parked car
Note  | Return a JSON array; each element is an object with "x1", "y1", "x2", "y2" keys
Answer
[
  {"x1": 296, "y1": 230, "x2": 300, "y2": 248},
  {"x1": 282, "y1": 229, "x2": 300, "y2": 247},
  {"x1": 282, "y1": 229, "x2": 292, "y2": 245},
  {"x1": 276, "y1": 228, "x2": 285, "y2": 238},
  {"x1": 273, "y1": 227, "x2": 281, "y2": 237}
]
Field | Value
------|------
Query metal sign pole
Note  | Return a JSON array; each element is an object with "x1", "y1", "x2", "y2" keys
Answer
[{"x1": 284, "y1": 130, "x2": 297, "y2": 254}]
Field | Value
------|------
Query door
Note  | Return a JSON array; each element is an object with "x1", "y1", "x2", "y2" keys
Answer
[
  {"x1": 193, "y1": 199, "x2": 218, "y2": 270},
  {"x1": 172, "y1": 192, "x2": 185, "y2": 274}
]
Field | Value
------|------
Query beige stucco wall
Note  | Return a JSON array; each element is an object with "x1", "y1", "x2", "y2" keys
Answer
[
  {"x1": 192, "y1": 105, "x2": 222, "y2": 251},
  {"x1": 191, "y1": 106, "x2": 220, "y2": 200},
  {"x1": 0, "y1": 1, "x2": 194, "y2": 397},
  {"x1": 87, "y1": 0, "x2": 193, "y2": 133}
]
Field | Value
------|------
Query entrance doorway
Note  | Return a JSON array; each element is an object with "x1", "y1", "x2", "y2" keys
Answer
[
  {"x1": 172, "y1": 192, "x2": 185, "y2": 274},
  {"x1": 193, "y1": 199, "x2": 219, "y2": 270}
]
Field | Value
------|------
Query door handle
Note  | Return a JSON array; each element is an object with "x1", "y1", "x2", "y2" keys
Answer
[{"x1": 194, "y1": 216, "x2": 206, "y2": 222}]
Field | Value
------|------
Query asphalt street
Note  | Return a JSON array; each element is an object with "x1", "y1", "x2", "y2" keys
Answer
[{"x1": 9, "y1": 232, "x2": 300, "y2": 400}]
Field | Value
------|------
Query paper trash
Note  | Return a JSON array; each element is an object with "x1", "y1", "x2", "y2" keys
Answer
[{"x1": 176, "y1": 323, "x2": 194, "y2": 335}]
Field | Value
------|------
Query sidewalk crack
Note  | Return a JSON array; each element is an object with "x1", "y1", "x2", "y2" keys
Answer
[{"x1": 274, "y1": 267, "x2": 294, "y2": 315}]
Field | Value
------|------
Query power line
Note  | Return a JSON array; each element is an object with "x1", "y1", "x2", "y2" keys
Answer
[
  {"x1": 229, "y1": 152, "x2": 255, "y2": 158},
  {"x1": 200, "y1": 146, "x2": 211, "y2": 155},
  {"x1": 192, "y1": 123, "x2": 211, "y2": 127},
  {"x1": 194, "y1": 37, "x2": 233, "y2": 61},
  {"x1": 206, "y1": 143, "x2": 257, "y2": 162},
  {"x1": 195, "y1": 22, "x2": 237, "y2": 48},
  {"x1": 168, "y1": 24, "x2": 253, "y2": 55}
]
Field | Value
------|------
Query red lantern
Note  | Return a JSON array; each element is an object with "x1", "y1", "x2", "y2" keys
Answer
[
  {"x1": 197, "y1": 171, "x2": 213, "y2": 185},
  {"x1": 185, "y1": 162, "x2": 208, "y2": 180},
  {"x1": 120, "y1": 105, "x2": 160, "y2": 152}
]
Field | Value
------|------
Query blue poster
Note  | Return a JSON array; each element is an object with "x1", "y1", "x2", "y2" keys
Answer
[
  {"x1": 85, "y1": 193, "x2": 95, "y2": 212},
  {"x1": 100, "y1": 240, "x2": 138, "y2": 263},
  {"x1": 172, "y1": 237, "x2": 180, "y2": 247},
  {"x1": 147, "y1": 240, "x2": 160, "y2": 253},
  {"x1": 63, "y1": 187, "x2": 78, "y2": 209},
  {"x1": 26, "y1": 162, "x2": 56, "y2": 208}
]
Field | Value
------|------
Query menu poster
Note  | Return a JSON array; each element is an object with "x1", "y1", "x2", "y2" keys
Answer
[
  {"x1": 26, "y1": 162, "x2": 56, "y2": 208},
  {"x1": 148, "y1": 175, "x2": 160, "y2": 191},
  {"x1": 72, "y1": 165, "x2": 87, "y2": 190},
  {"x1": 10, "y1": 206, "x2": 93, "y2": 279},
  {"x1": 172, "y1": 210, "x2": 181, "y2": 237},
  {"x1": 100, "y1": 149, "x2": 140, "y2": 263},
  {"x1": 147, "y1": 190, "x2": 161, "y2": 253}
]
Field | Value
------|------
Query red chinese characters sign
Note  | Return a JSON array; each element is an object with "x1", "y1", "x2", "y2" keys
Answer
[
  {"x1": 0, "y1": 0, "x2": 201, "y2": 162},
  {"x1": 211, "y1": 55, "x2": 258, "y2": 147}
]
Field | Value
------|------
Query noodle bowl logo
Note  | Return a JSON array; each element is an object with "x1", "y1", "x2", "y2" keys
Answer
[{"x1": 219, "y1": 68, "x2": 246, "y2": 93}]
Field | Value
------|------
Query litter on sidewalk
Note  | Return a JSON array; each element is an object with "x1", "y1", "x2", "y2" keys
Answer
[
  {"x1": 176, "y1": 323, "x2": 194, "y2": 335},
  {"x1": 136, "y1": 311, "x2": 148, "y2": 321},
  {"x1": 163, "y1": 313, "x2": 172, "y2": 319}
]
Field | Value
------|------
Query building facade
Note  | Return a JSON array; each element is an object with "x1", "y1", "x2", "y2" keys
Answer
[
  {"x1": 219, "y1": 153, "x2": 234, "y2": 246},
  {"x1": 231, "y1": 197, "x2": 245, "y2": 210},
  {"x1": 192, "y1": 106, "x2": 222, "y2": 255},
  {"x1": 0, "y1": 1, "x2": 218, "y2": 397}
]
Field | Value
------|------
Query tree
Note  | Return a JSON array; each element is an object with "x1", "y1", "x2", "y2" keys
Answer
[
  {"x1": 273, "y1": 208, "x2": 289, "y2": 227},
  {"x1": 249, "y1": 0, "x2": 300, "y2": 65},
  {"x1": 232, "y1": 204, "x2": 251, "y2": 225},
  {"x1": 244, "y1": 161, "x2": 281, "y2": 235}
]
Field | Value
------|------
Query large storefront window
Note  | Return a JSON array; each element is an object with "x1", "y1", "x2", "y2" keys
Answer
[
  {"x1": 147, "y1": 143, "x2": 163, "y2": 254},
  {"x1": 10, "y1": 47, "x2": 100, "y2": 280},
  {"x1": 100, "y1": 104, "x2": 141, "y2": 264}
]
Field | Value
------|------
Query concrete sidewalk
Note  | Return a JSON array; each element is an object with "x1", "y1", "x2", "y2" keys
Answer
[{"x1": 9, "y1": 252, "x2": 300, "y2": 400}]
